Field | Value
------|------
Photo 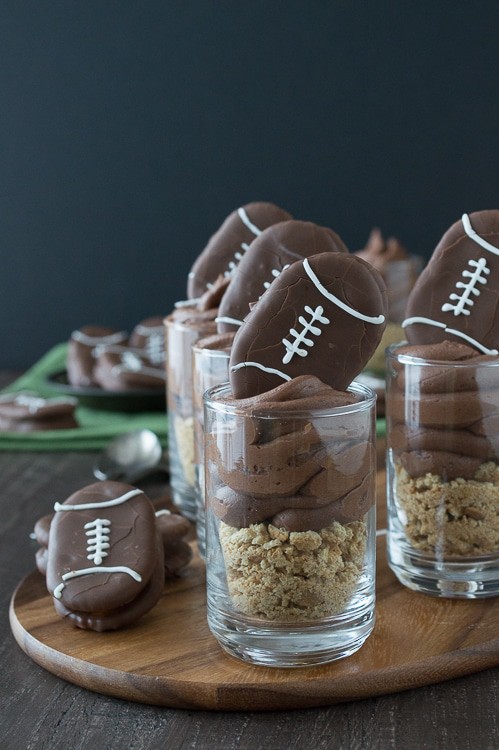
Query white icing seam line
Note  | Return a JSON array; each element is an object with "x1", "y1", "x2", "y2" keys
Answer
[
  {"x1": 214, "y1": 316, "x2": 243, "y2": 327},
  {"x1": 175, "y1": 297, "x2": 200, "y2": 308},
  {"x1": 237, "y1": 207, "x2": 262, "y2": 236},
  {"x1": 54, "y1": 488, "x2": 144, "y2": 512},
  {"x1": 462, "y1": 213, "x2": 499, "y2": 256},
  {"x1": 402, "y1": 316, "x2": 445, "y2": 330},
  {"x1": 53, "y1": 566, "x2": 142, "y2": 599},
  {"x1": 302, "y1": 258, "x2": 385, "y2": 324},
  {"x1": 230, "y1": 361, "x2": 291, "y2": 381},
  {"x1": 71, "y1": 331, "x2": 127, "y2": 345},
  {"x1": 401, "y1": 316, "x2": 498, "y2": 355},
  {"x1": 0, "y1": 392, "x2": 77, "y2": 407}
]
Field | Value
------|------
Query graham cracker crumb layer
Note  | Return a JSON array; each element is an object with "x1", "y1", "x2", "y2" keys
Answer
[
  {"x1": 394, "y1": 461, "x2": 499, "y2": 557},
  {"x1": 219, "y1": 519, "x2": 367, "y2": 621}
]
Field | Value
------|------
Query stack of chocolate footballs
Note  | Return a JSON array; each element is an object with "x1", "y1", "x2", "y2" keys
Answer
[
  {"x1": 67, "y1": 317, "x2": 166, "y2": 392},
  {"x1": 34, "y1": 481, "x2": 192, "y2": 631}
]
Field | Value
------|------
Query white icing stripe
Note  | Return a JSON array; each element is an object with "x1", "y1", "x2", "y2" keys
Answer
[
  {"x1": 402, "y1": 316, "x2": 498, "y2": 355},
  {"x1": 54, "y1": 488, "x2": 144, "y2": 513},
  {"x1": 214, "y1": 316, "x2": 243, "y2": 327},
  {"x1": 462, "y1": 213, "x2": 499, "y2": 257},
  {"x1": 443, "y1": 327, "x2": 498, "y2": 355},
  {"x1": 302, "y1": 258, "x2": 385, "y2": 324},
  {"x1": 155, "y1": 509, "x2": 171, "y2": 517},
  {"x1": 71, "y1": 330, "x2": 127, "y2": 346},
  {"x1": 230, "y1": 361, "x2": 291, "y2": 381},
  {"x1": 402, "y1": 316, "x2": 445, "y2": 330},
  {"x1": 237, "y1": 207, "x2": 262, "y2": 236},
  {"x1": 0, "y1": 392, "x2": 77, "y2": 408},
  {"x1": 53, "y1": 565, "x2": 142, "y2": 599},
  {"x1": 174, "y1": 297, "x2": 200, "y2": 308}
]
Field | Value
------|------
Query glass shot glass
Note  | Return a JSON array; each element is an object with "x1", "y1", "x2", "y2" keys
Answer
[
  {"x1": 386, "y1": 344, "x2": 499, "y2": 598},
  {"x1": 383, "y1": 256, "x2": 423, "y2": 324},
  {"x1": 203, "y1": 382, "x2": 377, "y2": 667},
  {"x1": 192, "y1": 338, "x2": 231, "y2": 557},
  {"x1": 165, "y1": 315, "x2": 215, "y2": 520}
]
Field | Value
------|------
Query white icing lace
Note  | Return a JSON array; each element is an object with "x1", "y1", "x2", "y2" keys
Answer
[
  {"x1": 85, "y1": 518, "x2": 111, "y2": 565},
  {"x1": 441, "y1": 257, "x2": 490, "y2": 316},
  {"x1": 221, "y1": 207, "x2": 262, "y2": 279},
  {"x1": 282, "y1": 305, "x2": 330, "y2": 364},
  {"x1": 263, "y1": 264, "x2": 290, "y2": 291}
]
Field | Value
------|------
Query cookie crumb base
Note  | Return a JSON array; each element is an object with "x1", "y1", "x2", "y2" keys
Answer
[
  {"x1": 394, "y1": 461, "x2": 499, "y2": 557},
  {"x1": 219, "y1": 519, "x2": 367, "y2": 621}
]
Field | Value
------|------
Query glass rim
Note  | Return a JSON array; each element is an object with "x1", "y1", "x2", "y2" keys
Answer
[
  {"x1": 386, "y1": 342, "x2": 499, "y2": 368},
  {"x1": 165, "y1": 315, "x2": 216, "y2": 334},
  {"x1": 203, "y1": 380, "x2": 377, "y2": 418},
  {"x1": 192, "y1": 344, "x2": 231, "y2": 359}
]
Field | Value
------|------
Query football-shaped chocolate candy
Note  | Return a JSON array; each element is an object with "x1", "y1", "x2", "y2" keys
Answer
[
  {"x1": 129, "y1": 316, "x2": 166, "y2": 365},
  {"x1": 403, "y1": 210, "x2": 499, "y2": 354},
  {"x1": 229, "y1": 252, "x2": 387, "y2": 398},
  {"x1": 186, "y1": 201, "x2": 292, "y2": 299},
  {"x1": 216, "y1": 220, "x2": 348, "y2": 333},
  {"x1": 0, "y1": 392, "x2": 78, "y2": 432},
  {"x1": 67, "y1": 325, "x2": 128, "y2": 387},
  {"x1": 46, "y1": 481, "x2": 164, "y2": 630},
  {"x1": 34, "y1": 504, "x2": 194, "y2": 586},
  {"x1": 93, "y1": 345, "x2": 167, "y2": 391}
]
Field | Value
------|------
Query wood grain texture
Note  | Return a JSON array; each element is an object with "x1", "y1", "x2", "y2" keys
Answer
[
  {"x1": 9, "y1": 469, "x2": 499, "y2": 711},
  {"x1": 1, "y1": 440, "x2": 498, "y2": 749}
]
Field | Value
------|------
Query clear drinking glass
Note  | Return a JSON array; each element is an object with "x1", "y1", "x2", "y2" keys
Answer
[
  {"x1": 192, "y1": 341, "x2": 230, "y2": 557},
  {"x1": 165, "y1": 316, "x2": 215, "y2": 520},
  {"x1": 386, "y1": 344, "x2": 499, "y2": 598},
  {"x1": 204, "y1": 382, "x2": 377, "y2": 667},
  {"x1": 383, "y1": 256, "x2": 423, "y2": 324}
]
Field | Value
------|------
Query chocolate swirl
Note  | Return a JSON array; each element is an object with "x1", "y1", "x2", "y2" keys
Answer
[
  {"x1": 387, "y1": 341, "x2": 499, "y2": 478},
  {"x1": 206, "y1": 375, "x2": 375, "y2": 531}
]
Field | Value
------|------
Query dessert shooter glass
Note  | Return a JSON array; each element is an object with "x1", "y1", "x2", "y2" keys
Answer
[
  {"x1": 204, "y1": 382, "x2": 377, "y2": 667},
  {"x1": 165, "y1": 316, "x2": 214, "y2": 520},
  {"x1": 192, "y1": 343, "x2": 230, "y2": 557},
  {"x1": 386, "y1": 344, "x2": 499, "y2": 598}
]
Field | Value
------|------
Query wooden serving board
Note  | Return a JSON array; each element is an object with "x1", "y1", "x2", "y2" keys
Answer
[{"x1": 9, "y1": 472, "x2": 499, "y2": 712}]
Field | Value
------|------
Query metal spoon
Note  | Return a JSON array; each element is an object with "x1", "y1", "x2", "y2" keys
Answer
[{"x1": 93, "y1": 429, "x2": 167, "y2": 483}]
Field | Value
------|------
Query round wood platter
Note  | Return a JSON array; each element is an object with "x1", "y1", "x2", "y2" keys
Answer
[{"x1": 10, "y1": 535, "x2": 499, "y2": 711}]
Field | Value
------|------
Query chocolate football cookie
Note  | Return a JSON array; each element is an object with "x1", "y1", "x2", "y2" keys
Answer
[
  {"x1": 45, "y1": 481, "x2": 164, "y2": 631},
  {"x1": 0, "y1": 392, "x2": 78, "y2": 432},
  {"x1": 403, "y1": 210, "x2": 499, "y2": 354},
  {"x1": 129, "y1": 316, "x2": 166, "y2": 366},
  {"x1": 216, "y1": 220, "x2": 348, "y2": 333},
  {"x1": 229, "y1": 252, "x2": 388, "y2": 398},
  {"x1": 186, "y1": 201, "x2": 292, "y2": 299},
  {"x1": 34, "y1": 501, "x2": 193, "y2": 583},
  {"x1": 67, "y1": 325, "x2": 128, "y2": 387},
  {"x1": 154, "y1": 509, "x2": 193, "y2": 576},
  {"x1": 93, "y1": 345, "x2": 167, "y2": 391}
]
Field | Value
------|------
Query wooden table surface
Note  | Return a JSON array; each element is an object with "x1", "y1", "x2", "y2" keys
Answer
[{"x1": 0, "y1": 373, "x2": 498, "y2": 749}]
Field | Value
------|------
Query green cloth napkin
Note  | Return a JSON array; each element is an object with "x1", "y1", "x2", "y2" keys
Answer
[
  {"x1": 0, "y1": 343, "x2": 168, "y2": 451},
  {"x1": 0, "y1": 343, "x2": 385, "y2": 451}
]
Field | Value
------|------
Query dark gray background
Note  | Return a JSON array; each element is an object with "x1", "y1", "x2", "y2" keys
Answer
[{"x1": 2, "y1": 1, "x2": 499, "y2": 368}]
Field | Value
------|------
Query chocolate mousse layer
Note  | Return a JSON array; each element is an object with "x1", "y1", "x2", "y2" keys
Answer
[
  {"x1": 387, "y1": 340, "x2": 499, "y2": 479},
  {"x1": 206, "y1": 375, "x2": 375, "y2": 532}
]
